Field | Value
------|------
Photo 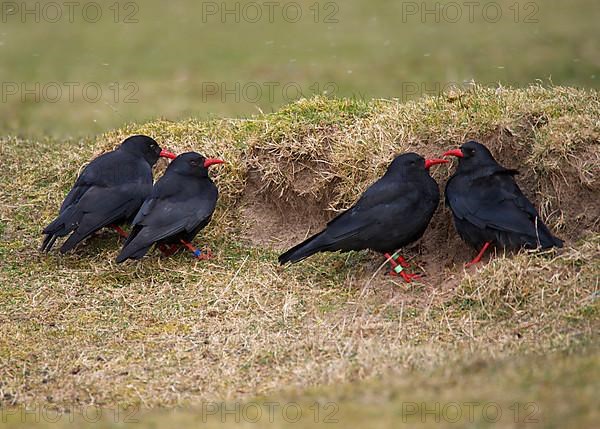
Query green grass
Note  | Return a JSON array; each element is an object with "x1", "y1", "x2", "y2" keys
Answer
[{"x1": 0, "y1": 0, "x2": 598, "y2": 137}]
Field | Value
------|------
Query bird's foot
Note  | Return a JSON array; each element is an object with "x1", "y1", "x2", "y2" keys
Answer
[
  {"x1": 110, "y1": 224, "x2": 129, "y2": 239},
  {"x1": 465, "y1": 242, "x2": 491, "y2": 267},
  {"x1": 399, "y1": 271, "x2": 421, "y2": 283},
  {"x1": 158, "y1": 244, "x2": 180, "y2": 257},
  {"x1": 388, "y1": 266, "x2": 421, "y2": 283},
  {"x1": 194, "y1": 247, "x2": 212, "y2": 261},
  {"x1": 394, "y1": 255, "x2": 411, "y2": 268},
  {"x1": 180, "y1": 240, "x2": 212, "y2": 261}
]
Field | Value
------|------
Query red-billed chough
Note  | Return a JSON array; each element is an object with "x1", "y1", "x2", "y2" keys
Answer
[
  {"x1": 443, "y1": 141, "x2": 563, "y2": 266},
  {"x1": 41, "y1": 135, "x2": 176, "y2": 253},
  {"x1": 278, "y1": 153, "x2": 449, "y2": 282},
  {"x1": 116, "y1": 152, "x2": 224, "y2": 263}
]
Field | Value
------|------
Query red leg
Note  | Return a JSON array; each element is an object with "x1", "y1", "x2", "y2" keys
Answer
[
  {"x1": 384, "y1": 253, "x2": 421, "y2": 283},
  {"x1": 466, "y1": 242, "x2": 491, "y2": 267},
  {"x1": 110, "y1": 224, "x2": 128, "y2": 239},
  {"x1": 384, "y1": 253, "x2": 411, "y2": 268},
  {"x1": 384, "y1": 253, "x2": 399, "y2": 269},
  {"x1": 180, "y1": 240, "x2": 212, "y2": 260},
  {"x1": 158, "y1": 243, "x2": 180, "y2": 257},
  {"x1": 398, "y1": 271, "x2": 422, "y2": 283},
  {"x1": 394, "y1": 255, "x2": 411, "y2": 268}
]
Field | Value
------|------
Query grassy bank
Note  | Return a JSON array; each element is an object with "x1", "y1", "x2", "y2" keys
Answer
[{"x1": 0, "y1": 87, "x2": 598, "y2": 426}]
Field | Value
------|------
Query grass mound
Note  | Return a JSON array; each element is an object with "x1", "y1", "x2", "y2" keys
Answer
[
  {"x1": 0, "y1": 86, "x2": 598, "y2": 417},
  {"x1": 96, "y1": 85, "x2": 599, "y2": 261}
]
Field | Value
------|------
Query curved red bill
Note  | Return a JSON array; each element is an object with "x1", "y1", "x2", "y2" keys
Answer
[
  {"x1": 159, "y1": 150, "x2": 177, "y2": 160},
  {"x1": 424, "y1": 158, "x2": 449, "y2": 169},
  {"x1": 443, "y1": 149, "x2": 464, "y2": 158},
  {"x1": 204, "y1": 158, "x2": 225, "y2": 168}
]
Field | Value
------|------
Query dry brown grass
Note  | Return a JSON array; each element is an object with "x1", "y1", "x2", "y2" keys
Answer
[
  {"x1": 456, "y1": 238, "x2": 599, "y2": 321},
  {"x1": 0, "y1": 86, "x2": 598, "y2": 420}
]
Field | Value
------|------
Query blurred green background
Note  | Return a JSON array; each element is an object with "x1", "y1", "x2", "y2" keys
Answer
[{"x1": 0, "y1": 0, "x2": 598, "y2": 137}]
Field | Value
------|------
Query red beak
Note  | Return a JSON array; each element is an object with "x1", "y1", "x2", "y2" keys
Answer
[
  {"x1": 204, "y1": 158, "x2": 225, "y2": 168},
  {"x1": 424, "y1": 158, "x2": 449, "y2": 169},
  {"x1": 160, "y1": 150, "x2": 177, "y2": 160},
  {"x1": 443, "y1": 149, "x2": 464, "y2": 158}
]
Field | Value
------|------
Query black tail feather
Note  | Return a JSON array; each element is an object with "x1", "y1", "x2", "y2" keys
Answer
[
  {"x1": 59, "y1": 231, "x2": 88, "y2": 253},
  {"x1": 116, "y1": 243, "x2": 152, "y2": 263},
  {"x1": 40, "y1": 234, "x2": 58, "y2": 252},
  {"x1": 278, "y1": 231, "x2": 328, "y2": 265},
  {"x1": 535, "y1": 218, "x2": 564, "y2": 249},
  {"x1": 40, "y1": 206, "x2": 81, "y2": 252},
  {"x1": 116, "y1": 226, "x2": 151, "y2": 263}
]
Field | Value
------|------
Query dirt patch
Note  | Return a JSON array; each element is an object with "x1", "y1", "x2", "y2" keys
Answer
[
  {"x1": 240, "y1": 168, "x2": 336, "y2": 249},
  {"x1": 240, "y1": 136, "x2": 344, "y2": 249}
]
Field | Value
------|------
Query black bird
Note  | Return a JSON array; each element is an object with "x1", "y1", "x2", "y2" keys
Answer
[
  {"x1": 278, "y1": 153, "x2": 449, "y2": 282},
  {"x1": 443, "y1": 141, "x2": 563, "y2": 266},
  {"x1": 41, "y1": 135, "x2": 176, "y2": 253},
  {"x1": 116, "y1": 152, "x2": 224, "y2": 263}
]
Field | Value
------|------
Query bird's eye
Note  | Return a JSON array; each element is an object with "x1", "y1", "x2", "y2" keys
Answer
[{"x1": 190, "y1": 160, "x2": 199, "y2": 167}]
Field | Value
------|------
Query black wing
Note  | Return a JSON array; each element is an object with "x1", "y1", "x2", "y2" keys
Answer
[
  {"x1": 279, "y1": 176, "x2": 433, "y2": 264},
  {"x1": 41, "y1": 150, "x2": 152, "y2": 252},
  {"x1": 116, "y1": 181, "x2": 218, "y2": 262},
  {"x1": 58, "y1": 182, "x2": 151, "y2": 252},
  {"x1": 323, "y1": 179, "x2": 422, "y2": 244},
  {"x1": 447, "y1": 170, "x2": 562, "y2": 248}
]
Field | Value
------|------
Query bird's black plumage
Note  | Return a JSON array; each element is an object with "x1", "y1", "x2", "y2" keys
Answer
[
  {"x1": 116, "y1": 152, "x2": 220, "y2": 263},
  {"x1": 41, "y1": 135, "x2": 165, "y2": 253},
  {"x1": 444, "y1": 141, "x2": 563, "y2": 252},
  {"x1": 279, "y1": 153, "x2": 443, "y2": 264}
]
